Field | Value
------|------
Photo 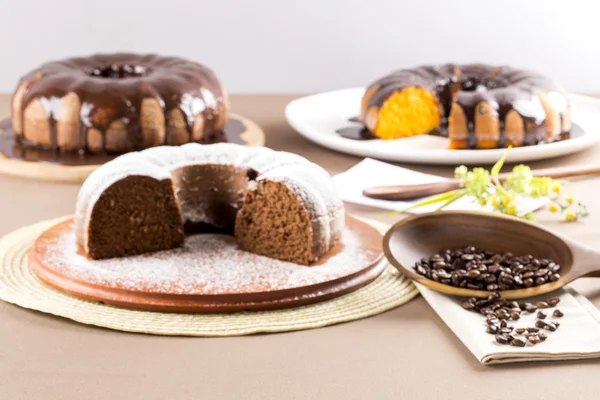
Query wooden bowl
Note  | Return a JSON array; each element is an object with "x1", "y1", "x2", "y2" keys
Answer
[{"x1": 383, "y1": 211, "x2": 600, "y2": 299}]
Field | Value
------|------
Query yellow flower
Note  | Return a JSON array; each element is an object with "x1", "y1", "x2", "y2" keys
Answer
[
  {"x1": 490, "y1": 196, "x2": 499, "y2": 207},
  {"x1": 479, "y1": 198, "x2": 487, "y2": 206},
  {"x1": 552, "y1": 184, "x2": 561, "y2": 194},
  {"x1": 565, "y1": 210, "x2": 577, "y2": 222},
  {"x1": 502, "y1": 196, "x2": 511, "y2": 206},
  {"x1": 565, "y1": 194, "x2": 574, "y2": 204},
  {"x1": 548, "y1": 203, "x2": 559, "y2": 213},
  {"x1": 506, "y1": 203, "x2": 518, "y2": 215}
]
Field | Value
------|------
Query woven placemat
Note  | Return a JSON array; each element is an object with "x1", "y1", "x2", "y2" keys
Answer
[{"x1": 0, "y1": 217, "x2": 419, "y2": 336}]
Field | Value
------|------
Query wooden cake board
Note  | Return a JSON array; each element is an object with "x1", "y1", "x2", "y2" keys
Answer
[
  {"x1": 29, "y1": 216, "x2": 386, "y2": 313},
  {"x1": 0, "y1": 113, "x2": 265, "y2": 184}
]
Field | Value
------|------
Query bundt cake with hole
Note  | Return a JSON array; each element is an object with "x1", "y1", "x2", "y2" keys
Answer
[
  {"x1": 360, "y1": 64, "x2": 571, "y2": 149},
  {"x1": 74, "y1": 143, "x2": 345, "y2": 265},
  {"x1": 11, "y1": 53, "x2": 229, "y2": 154}
]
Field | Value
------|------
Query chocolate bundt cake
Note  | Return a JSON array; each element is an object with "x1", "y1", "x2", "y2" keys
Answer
[
  {"x1": 11, "y1": 53, "x2": 229, "y2": 154},
  {"x1": 74, "y1": 143, "x2": 344, "y2": 265},
  {"x1": 360, "y1": 64, "x2": 571, "y2": 149}
]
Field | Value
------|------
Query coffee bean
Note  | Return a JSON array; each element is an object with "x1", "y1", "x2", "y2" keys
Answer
[
  {"x1": 545, "y1": 322, "x2": 557, "y2": 332},
  {"x1": 510, "y1": 311, "x2": 521, "y2": 320},
  {"x1": 500, "y1": 327, "x2": 513, "y2": 334},
  {"x1": 538, "y1": 332, "x2": 548, "y2": 341},
  {"x1": 507, "y1": 301, "x2": 519, "y2": 309},
  {"x1": 547, "y1": 297, "x2": 560, "y2": 307},
  {"x1": 535, "y1": 268, "x2": 549, "y2": 277},
  {"x1": 414, "y1": 249, "x2": 560, "y2": 291},
  {"x1": 535, "y1": 301, "x2": 549, "y2": 309},
  {"x1": 487, "y1": 325, "x2": 499, "y2": 334},
  {"x1": 553, "y1": 309, "x2": 564, "y2": 318},
  {"x1": 537, "y1": 311, "x2": 547, "y2": 319},
  {"x1": 515, "y1": 328, "x2": 526, "y2": 334},
  {"x1": 500, "y1": 320, "x2": 507, "y2": 328},
  {"x1": 495, "y1": 335, "x2": 511, "y2": 344},
  {"x1": 535, "y1": 320, "x2": 547, "y2": 329},
  {"x1": 496, "y1": 309, "x2": 510, "y2": 320},
  {"x1": 535, "y1": 277, "x2": 547, "y2": 285},
  {"x1": 525, "y1": 304, "x2": 537, "y2": 313},
  {"x1": 528, "y1": 326, "x2": 540, "y2": 333},
  {"x1": 527, "y1": 335, "x2": 541, "y2": 344},
  {"x1": 433, "y1": 262, "x2": 447, "y2": 269},
  {"x1": 553, "y1": 321, "x2": 560, "y2": 328},
  {"x1": 513, "y1": 276, "x2": 523, "y2": 286},
  {"x1": 466, "y1": 270, "x2": 481, "y2": 279},
  {"x1": 511, "y1": 338, "x2": 527, "y2": 347}
]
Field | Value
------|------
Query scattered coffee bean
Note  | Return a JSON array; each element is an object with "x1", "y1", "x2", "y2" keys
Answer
[
  {"x1": 414, "y1": 248, "x2": 561, "y2": 291},
  {"x1": 535, "y1": 320, "x2": 547, "y2": 329},
  {"x1": 547, "y1": 297, "x2": 561, "y2": 307},
  {"x1": 525, "y1": 304, "x2": 537, "y2": 313},
  {"x1": 537, "y1": 311, "x2": 547, "y2": 319},
  {"x1": 508, "y1": 301, "x2": 520, "y2": 309},
  {"x1": 527, "y1": 335, "x2": 541, "y2": 344},
  {"x1": 496, "y1": 335, "x2": 511, "y2": 344},
  {"x1": 461, "y1": 292, "x2": 565, "y2": 347},
  {"x1": 553, "y1": 309, "x2": 564, "y2": 318},
  {"x1": 536, "y1": 301, "x2": 549, "y2": 309},
  {"x1": 487, "y1": 325, "x2": 499, "y2": 334}
]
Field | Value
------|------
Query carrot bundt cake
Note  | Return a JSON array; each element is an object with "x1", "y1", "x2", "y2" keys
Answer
[
  {"x1": 360, "y1": 64, "x2": 571, "y2": 149},
  {"x1": 74, "y1": 143, "x2": 345, "y2": 265},
  {"x1": 11, "y1": 53, "x2": 229, "y2": 154}
]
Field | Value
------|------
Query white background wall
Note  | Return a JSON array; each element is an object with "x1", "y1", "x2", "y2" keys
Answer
[{"x1": 1, "y1": 0, "x2": 598, "y2": 93}]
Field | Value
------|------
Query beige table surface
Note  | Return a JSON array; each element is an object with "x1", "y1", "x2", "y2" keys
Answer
[{"x1": 1, "y1": 94, "x2": 600, "y2": 400}]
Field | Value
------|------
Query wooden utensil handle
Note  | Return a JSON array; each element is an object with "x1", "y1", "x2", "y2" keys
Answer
[
  {"x1": 363, "y1": 164, "x2": 600, "y2": 201},
  {"x1": 562, "y1": 237, "x2": 600, "y2": 280}
]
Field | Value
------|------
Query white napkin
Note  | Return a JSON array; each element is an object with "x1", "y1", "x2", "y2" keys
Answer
[
  {"x1": 416, "y1": 283, "x2": 600, "y2": 364},
  {"x1": 333, "y1": 158, "x2": 547, "y2": 213}
]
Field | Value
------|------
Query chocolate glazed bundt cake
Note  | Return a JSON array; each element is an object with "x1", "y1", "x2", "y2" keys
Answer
[
  {"x1": 11, "y1": 53, "x2": 229, "y2": 154},
  {"x1": 74, "y1": 143, "x2": 345, "y2": 265},
  {"x1": 360, "y1": 64, "x2": 571, "y2": 149}
]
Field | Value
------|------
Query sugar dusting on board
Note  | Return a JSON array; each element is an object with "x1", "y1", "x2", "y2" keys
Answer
[{"x1": 40, "y1": 224, "x2": 380, "y2": 295}]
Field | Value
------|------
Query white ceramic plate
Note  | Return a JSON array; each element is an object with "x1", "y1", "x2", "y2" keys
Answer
[{"x1": 285, "y1": 88, "x2": 600, "y2": 165}]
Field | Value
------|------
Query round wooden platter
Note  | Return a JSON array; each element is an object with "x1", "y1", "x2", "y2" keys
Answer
[
  {"x1": 0, "y1": 113, "x2": 265, "y2": 184},
  {"x1": 28, "y1": 216, "x2": 386, "y2": 313}
]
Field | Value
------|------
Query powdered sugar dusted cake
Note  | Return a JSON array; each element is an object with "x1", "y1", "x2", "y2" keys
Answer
[{"x1": 74, "y1": 143, "x2": 345, "y2": 265}]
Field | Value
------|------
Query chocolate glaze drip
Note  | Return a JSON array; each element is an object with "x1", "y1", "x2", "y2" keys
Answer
[
  {"x1": 0, "y1": 117, "x2": 247, "y2": 166},
  {"x1": 12, "y1": 53, "x2": 227, "y2": 153},
  {"x1": 363, "y1": 64, "x2": 570, "y2": 148},
  {"x1": 336, "y1": 117, "x2": 583, "y2": 144}
]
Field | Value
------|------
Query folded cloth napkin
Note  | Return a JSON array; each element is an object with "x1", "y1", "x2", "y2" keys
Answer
[
  {"x1": 416, "y1": 283, "x2": 600, "y2": 364},
  {"x1": 333, "y1": 158, "x2": 547, "y2": 213}
]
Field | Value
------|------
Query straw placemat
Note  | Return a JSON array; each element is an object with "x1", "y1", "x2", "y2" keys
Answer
[{"x1": 0, "y1": 216, "x2": 419, "y2": 336}]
